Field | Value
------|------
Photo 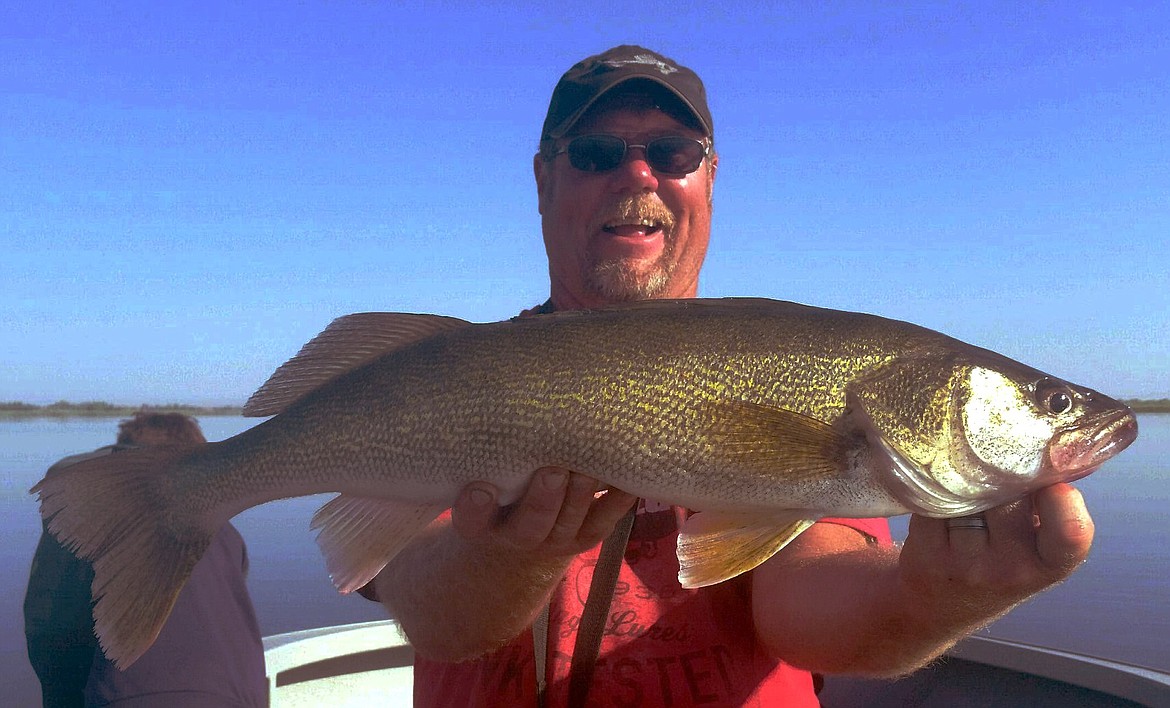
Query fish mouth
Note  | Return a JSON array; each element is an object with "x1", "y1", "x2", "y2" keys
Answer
[{"x1": 1049, "y1": 408, "x2": 1139, "y2": 481}]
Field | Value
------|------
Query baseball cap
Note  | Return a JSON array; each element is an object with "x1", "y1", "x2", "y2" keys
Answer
[{"x1": 540, "y1": 45, "x2": 713, "y2": 144}]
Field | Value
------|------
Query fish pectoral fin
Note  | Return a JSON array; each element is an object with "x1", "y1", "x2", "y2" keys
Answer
[
  {"x1": 707, "y1": 400, "x2": 850, "y2": 481},
  {"x1": 244, "y1": 312, "x2": 472, "y2": 416},
  {"x1": 311, "y1": 495, "x2": 447, "y2": 594},
  {"x1": 677, "y1": 511, "x2": 818, "y2": 588}
]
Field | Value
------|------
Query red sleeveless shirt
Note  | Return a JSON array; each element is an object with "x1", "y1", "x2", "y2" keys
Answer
[{"x1": 413, "y1": 500, "x2": 892, "y2": 707}]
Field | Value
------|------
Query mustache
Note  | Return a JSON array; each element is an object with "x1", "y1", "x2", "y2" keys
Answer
[{"x1": 591, "y1": 194, "x2": 677, "y2": 234}]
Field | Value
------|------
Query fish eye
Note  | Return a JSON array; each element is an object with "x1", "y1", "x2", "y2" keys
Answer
[{"x1": 1035, "y1": 379, "x2": 1074, "y2": 415}]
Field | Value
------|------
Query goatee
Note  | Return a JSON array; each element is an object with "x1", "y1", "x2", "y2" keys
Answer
[{"x1": 584, "y1": 195, "x2": 677, "y2": 302}]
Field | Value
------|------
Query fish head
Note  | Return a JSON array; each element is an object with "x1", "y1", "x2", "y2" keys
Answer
[
  {"x1": 959, "y1": 366, "x2": 1138, "y2": 489},
  {"x1": 851, "y1": 354, "x2": 1138, "y2": 516}
]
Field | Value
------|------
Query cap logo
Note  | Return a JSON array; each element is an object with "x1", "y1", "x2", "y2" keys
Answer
[{"x1": 602, "y1": 54, "x2": 678, "y2": 76}]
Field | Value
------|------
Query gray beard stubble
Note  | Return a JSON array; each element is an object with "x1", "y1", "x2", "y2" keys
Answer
[{"x1": 584, "y1": 195, "x2": 678, "y2": 302}]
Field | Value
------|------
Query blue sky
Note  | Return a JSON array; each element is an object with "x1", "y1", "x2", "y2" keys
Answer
[{"x1": 3, "y1": 1, "x2": 1167, "y2": 405}]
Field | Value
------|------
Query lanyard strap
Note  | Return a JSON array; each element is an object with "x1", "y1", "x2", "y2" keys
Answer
[{"x1": 534, "y1": 503, "x2": 637, "y2": 708}]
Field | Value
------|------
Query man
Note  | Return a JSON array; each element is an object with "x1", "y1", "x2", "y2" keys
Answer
[
  {"x1": 364, "y1": 46, "x2": 1094, "y2": 706},
  {"x1": 24, "y1": 412, "x2": 268, "y2": 707}
]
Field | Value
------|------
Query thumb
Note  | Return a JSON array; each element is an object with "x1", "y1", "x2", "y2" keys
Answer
[{"x1": 1034, "y1": 483, "x2": 1094, "y2": 578}]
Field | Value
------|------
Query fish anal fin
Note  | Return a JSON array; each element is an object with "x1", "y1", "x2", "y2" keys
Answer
[
  {"x1": 677, "y1": 510, "x2": 818, "y2": 588},
  {"x1": 244, "y1": 312, "x2": 471, "y2": 417},
  {"x1": 311, "y1": 494, "x2": 446, "y2": 594},
  {"x1": 707, "y1": 400, "x2": 850, "y2": 481}
]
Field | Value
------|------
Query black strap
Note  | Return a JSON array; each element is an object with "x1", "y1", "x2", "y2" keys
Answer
[
  {"x1": 533, "y1": 603, "x2": 550, "y2": 707},
  {"x1": 534, "y1": 504, "x2": 637, "y2": 708},
  {"x1": 568, "y1": 504, "x2": 636, "y2": 706}
]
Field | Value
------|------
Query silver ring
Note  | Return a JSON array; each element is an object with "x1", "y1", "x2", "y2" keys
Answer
[{"x1": 946, "y1": 515, "x2": 989, "y2": 531}]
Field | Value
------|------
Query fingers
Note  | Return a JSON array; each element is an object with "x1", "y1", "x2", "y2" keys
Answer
[
  {"x1": 451, "y1": 467, "x2": 636, "y2": 557},
  {"x1": 578, "y1": 486, "x2": 639, "y2": 544},
  {"x1": 950, "y1": 500, "x2": 1032, "y2": 556},
  {"x1": 973, "y1": 486, "x2": 1092, "y2": 583},
  {"x1": 942, "y1": 513, "x2": 991, "y2": 555},
  {"x1": 906, "y1": 513, "x2": 949, "y2": 555},
  {"x1": 1033, "y1": 483, "x2": 1094, "y2": 575},
  {"x1": 506, "y1": 467, "x2": 576, "y2": 548},
  {"x1": 902, "y1": 484, "x2": 1095, "y2": 608},
  {"x1": 451, "y1": 482, "x2": 500, "y2": 539}
]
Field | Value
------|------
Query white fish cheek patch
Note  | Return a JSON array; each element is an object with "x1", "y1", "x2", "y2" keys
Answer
[{"x1": 963, "y1": 367, "x2": 1053, "y2": 478}]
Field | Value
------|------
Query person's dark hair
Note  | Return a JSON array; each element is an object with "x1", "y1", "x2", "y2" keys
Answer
[{"x1": 116, "y1": 412, "x2": 206, "y2": 446}]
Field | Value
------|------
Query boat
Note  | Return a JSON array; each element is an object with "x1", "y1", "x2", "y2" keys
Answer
[{"x1": 262, "y1": 620, "x2": 1170, "y2": 707}]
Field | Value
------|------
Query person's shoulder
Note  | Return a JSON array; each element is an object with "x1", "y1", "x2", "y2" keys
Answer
[
  {"x1": 217, "y1": 522, "x2": 247, "y2": 548},
  {"x1": 45, "y1": 446, "x2": 117, "y2": 476},
  {"x1": 517, "y1": 299, "x2": 556, "y2": 318}
]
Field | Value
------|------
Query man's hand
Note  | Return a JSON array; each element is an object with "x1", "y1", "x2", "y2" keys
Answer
[
  {"x1": 451, "y1": 467, "x2": 638, "y2": 559},
  {"x1": 898, "y1": 482, "x2": 1093, "y2": 614},
  {"x1": 752, "y1": 483, "x2": 1094, "y2": 676},
  {"x1": 372, "y1": 467, "x2": 636, "y2": 661}
]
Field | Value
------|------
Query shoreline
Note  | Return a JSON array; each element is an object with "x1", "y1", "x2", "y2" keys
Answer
[
  {"x1": 0, "y1": 402, "x2": 243, "y2": 420},
  {"x1": 3, "y1": 399, "x2": 1168, "y2": 419}
]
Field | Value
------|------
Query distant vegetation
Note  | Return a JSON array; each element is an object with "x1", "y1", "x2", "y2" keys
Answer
[
  {"x1": 3, "y1": 398, "x2": 1168, "y2": 419},
  {"x1": 0, "y1": 401, "x2": 242, "y2": 420},
  {"x1": 1125, "y1": 399, "x2": 1170, "y2": 413}
]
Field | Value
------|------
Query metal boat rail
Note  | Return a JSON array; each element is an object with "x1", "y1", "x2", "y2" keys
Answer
[
  {"x1": 264, "y1": 620, "x2": 414, "y2": 706},
  {"x1": 263, "y1": 620, "x2": 1170, "y2": 707}
]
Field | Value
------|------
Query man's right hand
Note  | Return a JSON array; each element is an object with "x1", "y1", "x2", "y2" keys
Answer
[
  {"x1": 373, "y1": 467, "x2": 636, "y2": 660},
  {"x1": 451, "y1": 467, "x2": 638, "y2": 559}
]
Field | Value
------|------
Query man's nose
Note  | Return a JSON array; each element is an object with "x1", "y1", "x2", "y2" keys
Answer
[{"x1": 609, "y1": 146, "x2": 659, "y2": 193}]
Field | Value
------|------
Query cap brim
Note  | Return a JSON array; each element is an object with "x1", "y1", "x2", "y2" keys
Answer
[{"x1": 546, "y1": 71, "x2": 711, "y2": 140}]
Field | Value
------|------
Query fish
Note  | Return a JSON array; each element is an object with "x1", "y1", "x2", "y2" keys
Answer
[{"x1": 32, "y1": 297, "x2": 1138, "y2": 668}]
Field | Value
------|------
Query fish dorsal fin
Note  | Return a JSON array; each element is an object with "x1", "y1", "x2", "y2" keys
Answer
[
  {"x1": 706, "y1": 400, "x2": 850, "y2": 481},
  {"x1": 244, "y1": 312, "x2": 471, "y2": 416},
  {"x1": 677, "y1": 510, "x2": 818, "y2": 588},
  {"x1": 311, "y1": 494, "x2": 447, "y2": 594}
]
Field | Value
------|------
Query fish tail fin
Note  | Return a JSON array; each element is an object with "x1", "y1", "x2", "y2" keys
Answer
[
  {"x1": 312, "y1": 494, "x2": 446, "y2": 593},
  {"x1": 31, "y1": 445, "x2": 212, "y2": 668}
]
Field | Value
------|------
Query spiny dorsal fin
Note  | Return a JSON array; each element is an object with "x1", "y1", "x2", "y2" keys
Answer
[
  {"x1": 677, "y1": 510, "x2": 817, "y2": 588},
  {"x1": 244, "y1": 312, "x2": 471, "y2": 416},
  {"x1": 706, "y1": 400, "x2": 850, "y2": 481}
]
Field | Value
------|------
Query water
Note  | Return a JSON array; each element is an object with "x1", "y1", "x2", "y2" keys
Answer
[
  {"x1": 3, "y1": 415, "x2": 1168, "y2": 705},
  {"x1": 2, "y1": 416, "x2": 385, "y2": 707}
]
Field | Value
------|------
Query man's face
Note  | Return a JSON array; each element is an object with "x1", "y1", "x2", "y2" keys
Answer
[{"x1": 534, "y1": 105, "x2": 717, "y2": 309}]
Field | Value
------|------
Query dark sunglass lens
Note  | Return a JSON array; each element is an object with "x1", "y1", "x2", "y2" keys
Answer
[
  {"x1": 647, "y1": 137, "x2": 705, "y2": 175},
  {"x1": 567, "y1": 135, "x2": 626, "y2": 172}
]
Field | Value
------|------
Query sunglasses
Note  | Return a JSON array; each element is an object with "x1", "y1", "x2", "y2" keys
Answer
[{"x1": 553, "y1": 134, "x2": 710, "y2": 176}]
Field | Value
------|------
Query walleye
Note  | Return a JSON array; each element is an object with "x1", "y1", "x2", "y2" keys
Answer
[{"x1": 33, "y1": 298, "x2": 1138, "y2": 668}]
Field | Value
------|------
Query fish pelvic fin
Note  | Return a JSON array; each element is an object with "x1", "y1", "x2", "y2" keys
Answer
[
  {"x1": 30, "y1": 445, "x2": 212, "y2": 669},
  {"x1": 244, "y1": 312, "x2": 472, "y2": 416},
  {"x1": 707, "y1": 400, "x2": 850, "y2": 481},
  {"x1": 677, "y1": 511, "x2": 818, "y2": 589},
  {"x1": 311, "y1": 494, "x2": 447, "y2": 594}
]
